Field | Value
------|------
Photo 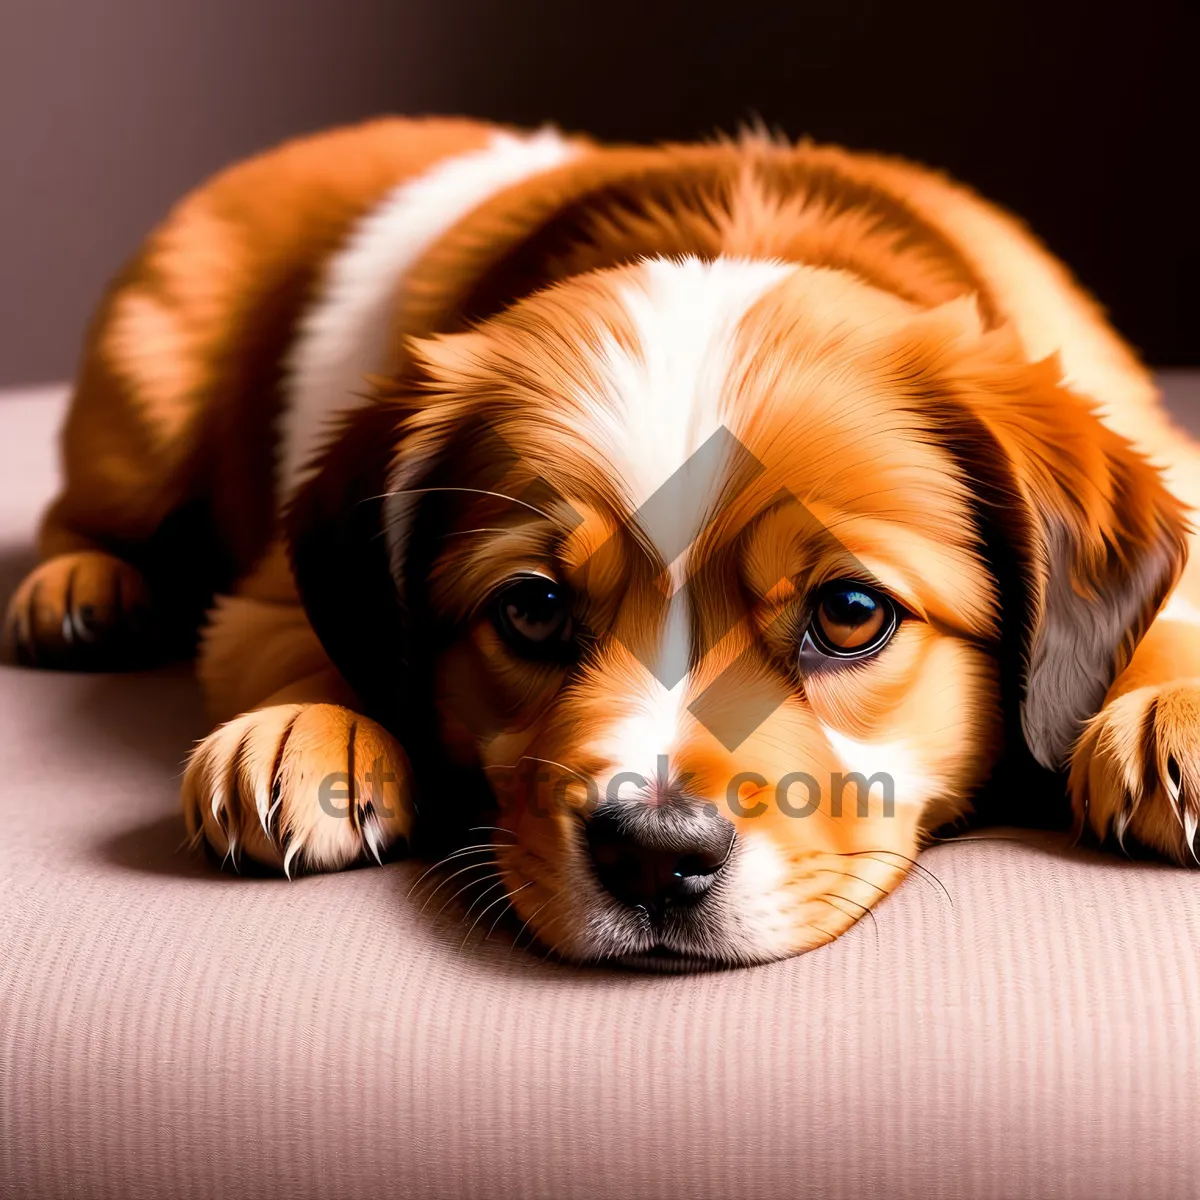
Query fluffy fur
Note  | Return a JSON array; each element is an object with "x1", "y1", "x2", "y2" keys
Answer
[{"x1": 7, "y1": 117, "x2": 1199, "y2": 965}]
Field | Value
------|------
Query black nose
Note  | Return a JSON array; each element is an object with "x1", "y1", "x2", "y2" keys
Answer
[{"x1": 586, "y1": 802, "x2": 735, "y2": 914}]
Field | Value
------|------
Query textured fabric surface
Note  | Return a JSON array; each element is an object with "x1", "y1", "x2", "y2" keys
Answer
[{"x1": 3, "y1": 382, "x2": 1200, "y2": 1200}]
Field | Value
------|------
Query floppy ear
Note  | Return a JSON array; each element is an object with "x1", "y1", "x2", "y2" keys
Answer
[
  {"x1": 284, "y1": 396, "x2": 420, "y2": 728},
  {"x1": 904, "y1": 305, "x2": 1189, "y2": 771},
  {"x1": 1013, "y1": 409, "x2": 1188, "y2": 771},
  {"x1": 283, "y1": 362, "x2": 500, "y2": 732}
]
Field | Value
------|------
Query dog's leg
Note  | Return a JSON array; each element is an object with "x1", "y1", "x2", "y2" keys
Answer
[
  {"x1": 4, "y1": 116, "x2": 498, "y2": 671},
  {"x1": 2, "y1": 351, "x2": 212, "y2": 669},
  {"x1": 182, "y1": 692, "x2": 414, "y2": 876},
  {"x1": 1070, "y1": 593, "x2": 1200, "y2": 862},
  {"x1": 3, "y1": 545, "x2": 159, "y2": 671},
  {"x1": 183, "y1": 544, "x2": 414, "y2": 874},
  {"x1": 3, "y1": 190, "x2": 268, "y2": 669}
]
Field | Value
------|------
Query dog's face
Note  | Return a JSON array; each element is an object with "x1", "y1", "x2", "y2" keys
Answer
[
  {"x1": 294, "y1": 252, "x2": 1183, "y2": 966},
  {"x1": 379, "y1": 257, "x2": 1012, "y2": 965}
]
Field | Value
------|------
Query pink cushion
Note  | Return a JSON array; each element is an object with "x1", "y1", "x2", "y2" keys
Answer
[{"x1": 3, "y1": 384, "x2": 1200, "y2": 1199}]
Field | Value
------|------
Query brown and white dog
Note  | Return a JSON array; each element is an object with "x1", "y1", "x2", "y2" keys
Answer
[{"x1": 7, "y1": 116, "x2": 1200, "y2": 965}]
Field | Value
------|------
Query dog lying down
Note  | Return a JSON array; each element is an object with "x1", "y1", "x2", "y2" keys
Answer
[{"x1": 6, "y1": 117, "x2": 1200, "y2": 966}]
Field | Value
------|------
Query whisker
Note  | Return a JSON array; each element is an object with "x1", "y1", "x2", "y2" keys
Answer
[
  {"x1": 467, "y1": 824, "x2": 521, "y2": 838},
  {"x1": 405, "y1": 843, "x2": 497, "y2": 900},
  {"x1": 418, "y1": 859, "x2": 497, "y2": 915},
  {"x1": 364, "y1": 485, "x2": 555, "y2": 523},
  {"x1": 535, "y1": 908, "x2": 570, "y2": 965},
  {"x1": 816, "y1": 894, "x2": 879, "y2": 952},
  {"x1": 486, "y1": 894, "x2": 521, "y2": 941},
  {"x1": 821, "y1": 890, "x2": 877, "y2": 922},
  {"x1": 373, "y1": 523, "x2": 518, "y2": 546},
  {"x1": 437, "y1": 871, "x2": 502, "y2": 917},
  {"x1": 819, "y1": 868, "x2": 891, "y2": 897},
  {"x1": 464, "y1": 881, "x2": 534, "y2": 948},
  {"x1": 517, "y1": 755, "x2": 592, "y2": 784},
  {"x1": 459, "y1": 878, "x2": 510, "y2": 928},
  {"x1": 481, "y1": 757, "x2": 593, "y2": 790},
  {"x1": 843, "y1": 849, "x2": 953, "y2": 907},
  {"x1": 513, "y1": 889, "x2": 562, "y2": 952},
  {"x1": 925, "y1": 832, "x2": 1038, "y2": 846}
]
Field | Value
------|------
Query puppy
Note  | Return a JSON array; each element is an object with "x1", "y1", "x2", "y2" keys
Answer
[{"x1": 7, "y1": 116, "x2": 1200, "y2": 965}]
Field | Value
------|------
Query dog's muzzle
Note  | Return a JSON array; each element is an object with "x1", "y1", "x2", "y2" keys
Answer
[{"x1": 584, "y1": 798, "x2": 736, "y2": 917}]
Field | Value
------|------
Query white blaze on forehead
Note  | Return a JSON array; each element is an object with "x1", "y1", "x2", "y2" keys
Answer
[
  {"x1": 581, "y1": 255, "x2": 795, "y2": 584},
  {"x1": 578, "y1": 256, "x2": 795, "y2": 777},
  {"x1": 277, "y1": 127, "x2": 581, "y2": 505}
]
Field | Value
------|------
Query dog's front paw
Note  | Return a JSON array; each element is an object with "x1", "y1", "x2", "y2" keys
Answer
[
  {"x1": 3, "y1": 551, "x2": 156, "y2": 669},
  {"x1": 1070, "y1": 680, "x2": 1200, "y2": 864},
  {"x1": 182, "y1": 704, "x2": 413, "y2": 875}
]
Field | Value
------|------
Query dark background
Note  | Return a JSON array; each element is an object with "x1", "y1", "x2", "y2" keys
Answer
[{"x1": 2, "y1": 0, "x2": 1195, "y2": 383}]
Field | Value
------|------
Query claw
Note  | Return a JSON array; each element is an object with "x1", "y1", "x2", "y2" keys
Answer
[
  {"x1": 1165, "y1": 754, "x2": 1183, "y2": 806},
  {"x1": 1184, "y1": 808, "x2": 1200, "y2": 866},
  {"x1": 220, "y1": 828, "x2": 241, "y2": 874},
  {"x1": 1167, "y1": 755, "x2": 1200, "y2": 865},
  {"x1": 266, "y1": 777, "x2": 283, "y2": 836},
  {"x1": 254, "y1": 783, "x2": 273, "y2": 845},
  {"x1": 281, "y1": 835, "x2": 302, "y2": 880},
  {"x1": 71, "y1": 602, "x2": 99, "y2": 644},
  {"x1": 210, "y1": 782, "x2": 227, "y2": 829},
  {"x1": 360, "y1": 803, "x2": 386, "y2": 865},
  {"x1": 1113, "y1": 784, "x2": 1142, "y2": 857},
  {"x1": 1113, "y1": 804, "x2": 1134, "y2": 856},
  {"x1": 59, "y1": 565, "x2": 77, "y2": 648},
  {"x1": 1162, "y1": 756, "x2": 1191, "y2": 856}
]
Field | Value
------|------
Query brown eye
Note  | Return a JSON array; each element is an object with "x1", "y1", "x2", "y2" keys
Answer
[
  {"x1": 492, "y1": 576, "x2": 575, "y2": 659},
  {"x1": 808, "y1": 582, "x2": 897, "y2": 659}
]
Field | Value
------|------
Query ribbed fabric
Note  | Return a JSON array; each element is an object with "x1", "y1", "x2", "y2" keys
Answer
[{"x1": 3, "y1": 385, "x2": 1200, "y2": 1199}]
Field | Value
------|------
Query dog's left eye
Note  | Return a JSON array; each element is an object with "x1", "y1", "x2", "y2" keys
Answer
[
  {"x1": 492, "y1": 575, "x2": 574, "y2": 657},
  {"x1": 802, "y1": 581, "x2": 898, "y2": 662}
]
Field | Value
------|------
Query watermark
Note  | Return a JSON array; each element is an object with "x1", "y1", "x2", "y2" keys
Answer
[
  {"x1": 314, "y1": 756, "x2": 895, "y2": 821},
  {"x1": 322, "y1": 423, "x2": 892, "y2": 826},
  {"x1": 407, "y1": 420, "x2": 875, "y2": 754}
]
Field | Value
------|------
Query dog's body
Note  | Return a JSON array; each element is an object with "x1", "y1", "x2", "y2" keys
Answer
[{"x1": 8, "y1": 117, "x2": 1200, "y2": 964}]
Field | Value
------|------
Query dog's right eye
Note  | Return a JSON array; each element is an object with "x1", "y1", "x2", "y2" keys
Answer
[
  {"x1": 801, "y1": 580, "x2": 899, "y2": 663},
  {"x1": 491, "y1": 575, "x2": 575, "y2": 659}
]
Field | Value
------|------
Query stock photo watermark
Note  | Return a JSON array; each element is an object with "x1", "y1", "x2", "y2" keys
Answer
[
  {"x1": 300, "y1": 421, "x2": 900, "y2": 830},
  {"x1": 314, "y1": 755, "x2": 896, "y2": 822},
  {"x1": 435, "y1": 421, "x2": 878, "y2": 756}
]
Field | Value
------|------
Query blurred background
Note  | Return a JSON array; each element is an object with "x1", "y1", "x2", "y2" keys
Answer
[{"x1": 1, "y1": 0, "x2": 1195, "y2": 385}]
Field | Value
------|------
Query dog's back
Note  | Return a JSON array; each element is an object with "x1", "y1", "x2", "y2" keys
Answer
[{"x1": 8, "y1": 116, "x2": 1195, "y2": 673}]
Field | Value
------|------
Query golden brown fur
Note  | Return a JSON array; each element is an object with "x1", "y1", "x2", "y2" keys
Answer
[
  {"x1": 7, "y1": 117, "x2": 1199, "y2": 964},
  {"x1": 7, "y1": 116, "x2": 498, "y2": 662}
]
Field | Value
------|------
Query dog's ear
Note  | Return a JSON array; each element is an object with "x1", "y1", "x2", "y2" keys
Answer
[
  {"x1": 283, "y1": 363, "x2": 494, "y2": 730},
  {"x1": 284, "y1": 396, "x2": 423, "y2": 727},
  {"x1": 899, "y1": 304, "x2": 1189, "y2": 770},
  {"x1": 1013, "y1": 414, "x2": 1187, "y2": 771}
]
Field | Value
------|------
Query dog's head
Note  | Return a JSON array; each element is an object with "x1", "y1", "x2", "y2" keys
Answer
[{"x1": 290, "y1": 250, "x2": 1185, "y2": 965}]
